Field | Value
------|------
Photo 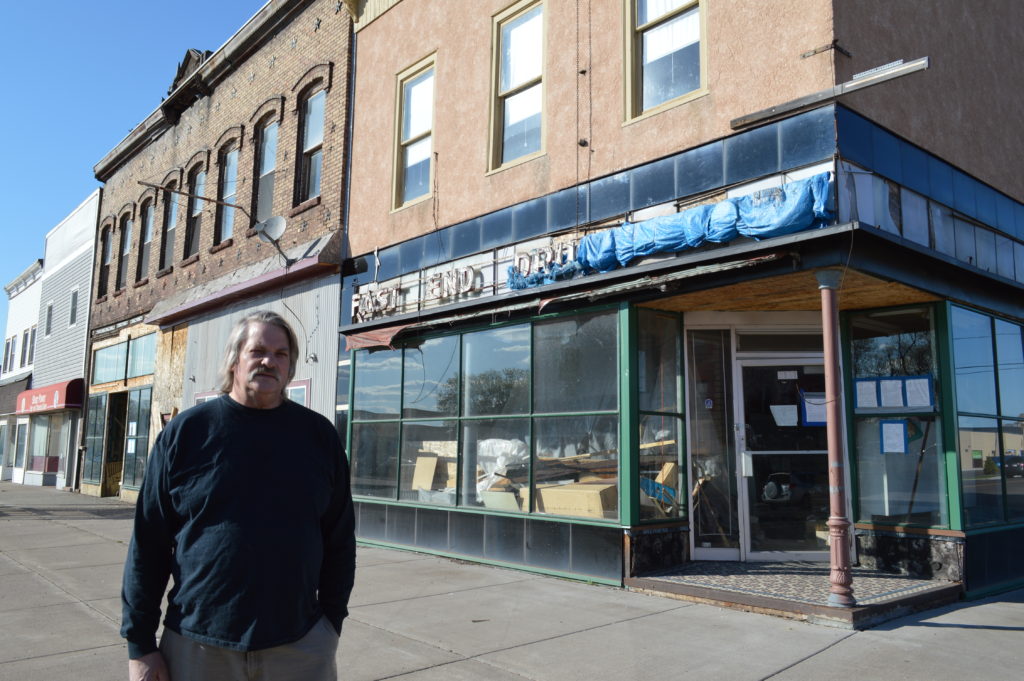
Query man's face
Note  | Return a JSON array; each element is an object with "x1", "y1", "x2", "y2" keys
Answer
[{"x1": 231, "y1": 321, "x2": 291, "y2": 408}]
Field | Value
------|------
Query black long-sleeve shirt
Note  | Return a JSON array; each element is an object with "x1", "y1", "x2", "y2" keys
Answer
[{"x1": 121, "y1": 394, "x2": 356, "y2": 659}]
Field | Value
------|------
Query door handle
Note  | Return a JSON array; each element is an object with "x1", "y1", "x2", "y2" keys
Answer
[{"x1": 741, "y1": 451, "x2": 753, "y2": 477}]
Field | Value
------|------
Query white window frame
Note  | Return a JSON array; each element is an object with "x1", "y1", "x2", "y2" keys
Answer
[
  {"x1": 394, "y1": 56, "x2": 436, "y2": 209},
  {"x1": 489, "y1": 0, "x2": 545, "y2": 171}
]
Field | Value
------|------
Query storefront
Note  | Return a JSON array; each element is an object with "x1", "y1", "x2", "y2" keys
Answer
[
  {"x1": 0, "y1": 376, "x2": 31, "y2": 482},
  {"x1": 338, "y1": 104, "x2": 1024, "y2": 595},
  {"x1": 13, "y1": 379, "x2": 83, "y2": 487}
]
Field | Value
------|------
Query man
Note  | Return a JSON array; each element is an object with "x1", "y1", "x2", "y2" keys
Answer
[{"x1": 122, "y1": 310, "x2": 355, "y2": 681}]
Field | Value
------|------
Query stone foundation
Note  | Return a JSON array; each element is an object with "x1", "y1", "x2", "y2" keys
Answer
[
  {"x1": 625, "y1": 525, "x2": 689, "y2": 576},
  {"x1": 855, "y1": 529, "x2": 964, "y2": 582}
]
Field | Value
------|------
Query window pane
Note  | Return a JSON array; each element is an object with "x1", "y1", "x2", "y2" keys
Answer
[
  {"x1": 93, "y1": 343, "x2": 127, "y2": 384},
  {"x1": 351, "y1": 421, "x2": 399, "y2": 497},
  {"x1": 638, "y1": 311, "x2": 679, "y2": 413},
  {"x1": 305, "y1": 149, "x2": 323, "y2": 200},
  {"x1": 639, "y1": 0, "x2": 689, "y2": 24},
  {"x1": 462, "y1": 325, "x2": 529, "y2": 416},
  {"x1": 402, "y1": 69, "x2": 434, "y2": 141},
  {"x1": 960, "y1": 415, "x2": 1003, "y2": 526},
  {"x1": 303, "y1": 90, "x2": 326, "y2": 151},
  {"x1": 259, "y1": 122, "x2": 279, "y2": 176},
  {"x1": 855, "y1": 415, "x2": 946, "y2": 526},
  {"x1": 402, "y1": 136, "x2": 432, "y2": 203},
  {"x1": 850, "y1": 307, "x2": 934, "y2": 379},
  {"x1": 500, "y1": 5, "x2": 542, "y2": 92},
  {"x1": 996, "y1": 320, "x2": 1024, "y2": 418},
  {"x1": 403, "y1": 336, "x2": 459, "y2": 418},
  {"x1": 642, "y1": 5, "x2": 700, "y2": 111},
  {"x1": 639, "y1": 414, "x2": 682, "y2": 519},
  {"x1": 501, "y1": 84, "x2": 542, "y2": 163},
  {"x1": 256, "y1": 171, "x2": 275, "y2": 223},
  {"x1": 69, "y1": 290, "x2": 78, "y2": 325},
  {"x1": 533, "y1": 311, "x2": 618, "y2": 413},
  {"x1": 1003, "y1": 420, "x2": 1024, "y2": 520},
  {"x1": 462, "y1": 418, "x2": 530, "y2": 509},
  {"x1": 952, "y1": 307, "x2": 996, "y2": 414},
  {"x1": 399, "y1": 420, "x2": 457, "y2": 504},
  {"x1": 128, "y1": 333, "x2": 156, "y2": 378},
  {"x1": 534, "y1": 414, "x2": 619, "y2": 520},
  {"x1": 353, "y1": 348, "x2": 402, "y2": 420}
]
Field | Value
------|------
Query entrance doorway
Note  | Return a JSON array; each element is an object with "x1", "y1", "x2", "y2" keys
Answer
[{"x1": 686, "y1": 317, "x2": 835, "y2": 562}]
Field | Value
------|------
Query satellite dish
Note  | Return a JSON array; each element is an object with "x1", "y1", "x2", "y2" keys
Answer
[{"x1": 253, "y1": 215, "x2": 286, "y2": 243}]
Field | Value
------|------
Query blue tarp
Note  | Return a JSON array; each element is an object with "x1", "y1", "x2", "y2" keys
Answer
[{"x1": 577, "y1": 171, "x2": 834, "y2": 272}]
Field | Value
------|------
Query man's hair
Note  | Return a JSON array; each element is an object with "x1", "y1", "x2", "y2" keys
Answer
[{"x1": 218, "y1": 310, "x2": 300, "y2": 395}]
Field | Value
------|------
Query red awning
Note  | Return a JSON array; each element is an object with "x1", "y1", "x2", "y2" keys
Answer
[
  {"x1": 16, "y1": 379, "x2": 84, "y2": 415},
  {"x1": 344, "y1": 324, "x2": 413, "y2": 351}
]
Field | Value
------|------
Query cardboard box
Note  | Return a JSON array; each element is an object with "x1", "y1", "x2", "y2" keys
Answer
[
  {"x1": 480, "y1": 489, "x2": 521, "y2": 511},
  {"x1": 536, "y1": 483, "x2": 617, "y2": 519}
]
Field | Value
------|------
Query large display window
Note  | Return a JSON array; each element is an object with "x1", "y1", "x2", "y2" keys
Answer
[{"x1": 350, "y1": 309, "x2": 621, "y2": 521}]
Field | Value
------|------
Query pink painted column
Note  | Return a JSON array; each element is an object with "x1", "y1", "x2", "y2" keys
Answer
[{"x1": 816, "y1": 269, "x2": 855, "y2": 607}]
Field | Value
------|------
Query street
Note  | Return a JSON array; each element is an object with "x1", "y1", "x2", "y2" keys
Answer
[{"x1": 1, "y1": 482, "x2": 1021, "y2": 681}]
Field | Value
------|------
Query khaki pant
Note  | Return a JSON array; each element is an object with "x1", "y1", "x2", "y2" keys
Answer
[{"x1": 159, "y1": 617, "x2": 339, "y2": 681}]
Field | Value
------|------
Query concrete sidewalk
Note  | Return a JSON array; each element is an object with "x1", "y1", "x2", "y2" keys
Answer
[{"x1": 1, "y1": 482, "x2": 1021, "y2": 681}]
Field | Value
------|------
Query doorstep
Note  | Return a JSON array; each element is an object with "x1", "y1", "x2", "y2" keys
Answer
[{"x1": 625, "y1": 561, "x2": 963, "y2": 629}]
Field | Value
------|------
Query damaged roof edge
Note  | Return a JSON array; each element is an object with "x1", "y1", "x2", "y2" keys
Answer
[{"x1": 93, "y1": 0, "x2": 312, "y2": 182}]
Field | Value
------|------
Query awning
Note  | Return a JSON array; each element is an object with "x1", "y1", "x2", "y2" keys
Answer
[
  {"x1": 344, "y1": 324, "x2": 414, "y2": 351},
  {"x1": 16, "y1": 379, "x2": 84, "y2": 415},
  {"x1": 0, "y1": 375, "x2": 31, "y2": 414}
]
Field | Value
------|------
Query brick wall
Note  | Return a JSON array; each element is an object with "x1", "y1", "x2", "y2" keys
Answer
[{"x1": 91, "y1": 0, "x2": 351, "y2": 331}]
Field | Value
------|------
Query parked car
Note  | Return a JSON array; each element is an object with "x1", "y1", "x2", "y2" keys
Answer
[
  {"x1": 1003, "y1": 455, "x2": 1024, "y2": 478},
  {"x1": 761, "y1": 471, "x2": 825, "y2": 506}
]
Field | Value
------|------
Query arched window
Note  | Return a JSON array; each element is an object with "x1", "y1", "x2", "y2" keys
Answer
[
  {"x1": 184, "y1": 165, "x2": 206, "y2": 258},
  {"x1": 254, "y1": 119, "x2": 279, "y2": 222},
  {"x1": 297, "y1": 88, "x2": 325, "y2": 203},
  {"x1": 115, "y1": 213, "x2": 132, "y2": 290},
  {"x1": 160, "y1": 182, "x2": 179, "y2": 270},
  {"x1": 215, "y1": 142, "x2": 239, "y2": 244},
  {"x1": 136, "y1": 200, "x2": 153, "y2": 281},
  {"x1": 97, "y1": 226, "x2": 112, "y2": 298}
]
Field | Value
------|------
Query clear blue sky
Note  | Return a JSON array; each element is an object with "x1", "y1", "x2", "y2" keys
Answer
[{"x1": 0, "y1": 1, "x2": 266, "y2": 337}]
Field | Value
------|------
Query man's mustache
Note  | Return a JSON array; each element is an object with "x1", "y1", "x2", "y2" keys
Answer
[{"x1": 248, "y1": 368, "x2": 281, "y2": 382}]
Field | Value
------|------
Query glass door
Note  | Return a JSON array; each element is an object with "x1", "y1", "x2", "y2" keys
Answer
[{"x1": 737, "y1": 361, "x2": 830, "y2": 560}]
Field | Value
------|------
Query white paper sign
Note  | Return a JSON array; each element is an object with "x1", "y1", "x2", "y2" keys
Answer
[
  {"x1": 856, "y1": 381, "x2": 878, "y2": 408},
  {"x1": 879, "y1": 380, "x2": 905, "y2": 408},
  {"x1": 803, "y1": 393, "x2": 827, "y2": 424},
  {"x1": 905, "y1": 378, "x2": 931, "y2": 407},
  {"x1": 882, "y1": 421, "x2": 907, "y2": 454},
  {"x1": 128, "y1": 421, "x2": 138, "y2": 437},
  {"x1": 769, "y1": 404, "x2": 799, "y2": 427},
  {"x1": 126, "y1": 439, "x2": 136, "y2": 455}
]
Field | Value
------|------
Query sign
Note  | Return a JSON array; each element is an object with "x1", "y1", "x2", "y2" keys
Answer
[{"x1": 15, "y1": 379, "x2": 84, "y2": 415}]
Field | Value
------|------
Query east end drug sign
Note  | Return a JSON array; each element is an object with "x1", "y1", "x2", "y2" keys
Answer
[{"x1": 350, "y1": 235, "x2": 583, "y2": 323}]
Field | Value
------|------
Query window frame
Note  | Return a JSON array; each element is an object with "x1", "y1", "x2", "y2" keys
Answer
[
  {"x1": 623, "y1": 0, "x2": 707, "y2": 122},
  {"x1": 215, "y1": 141, "x2": 240, "y2": 245},
  {"x1": 45, "y1": 301, "x2": 54, "y2": 337},
  {"x1": 297, "y1": 87, "x2": 326, "y2": 204},
  {"x1": 136, "y1": 200, "x2": 153, "y2": 282},
  {"x1": 489, "y1": 0, "x2": 545, "y2": 171},
  {"x1": 159, "y1": 182, "x2": 179, "y2": 271},
  {"x1": 115, "y1": 212, "x2": 133, "y2": 290},
  {"x1": 184, "y1": 165, "x2": 207, "y2": 258},
  {"x1": 393, "y1": 56, "x2": 436, "y2": 210},
  {"x1": 253, "y1": 118, "x2": 280, "y2": 224},
  {"x1": 69, "y1": 288, "x2": 79, "y2": 327},
  {"x1": 97, "y1": 225, "x2": 112, "y2": 298}
]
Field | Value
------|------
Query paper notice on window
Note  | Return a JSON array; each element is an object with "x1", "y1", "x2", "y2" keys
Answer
[
  {"x1": 856, "y1": 380, "x2": 878, "y2": 408},
  {"x1": 905, "y1": 377, "x2": 932, "y2": 407},
  {"x1": 882, "y1": 421, "x2": 907, "y2": 454},
  {"x1": 126, "y1": 439, "x2": 136, "y2": 455},
  {"x1": 769, "y1": 404, "x2": 799, "y2": 427},
  {"x1": 128, "y1": 421, "x2": 137, "y2": 437},
  {"x1": 802, "y1": 392, "x2": 827, "y2": 425},
  {"x1": 879, "y1": 379, "x2": 905, "y2": 408}
]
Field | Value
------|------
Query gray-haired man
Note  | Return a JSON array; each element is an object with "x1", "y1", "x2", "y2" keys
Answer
[{"x1": 122, "y1": 311, "x2": 355, "y2": 681}]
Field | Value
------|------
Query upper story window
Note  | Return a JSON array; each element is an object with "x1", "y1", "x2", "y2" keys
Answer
[
  {"x1": 492, "y1": 2, "x2": 543, "y2": 168},
  {"x1": 160, "y1": 183, "x2": 179, "y2": 270},
  {"x1": 2, "y1": 338, "x2": 10, "y2": 373},
  {"x1": 298, "y1": 89, "x2": 325, "y2": 203},
  {"x1": 137, "y1": 201, "x2": 153, "y2": 282},
  {"x1": 45, "y1": 302, "x2": 53, "y2": 336},
  {"x1": 116, "y1": 213, "x2": 132, "y2": 290},
  {"x1": 69, "y1": 289, "x2": 79, "y2": 327},
  {"x1": 216, "y1": 143, "x2": 239, "y2": 244},
  {"x1": 97, "y1": 226, "x2": 112, "y2": 298},
  {"x1": 628, "y1": 0, "x2": 703, "y2": 117},
  {"x1": 396, "y1": 60, "x2": 435, "y2": 207},
  {"x1": 184, "y1": 167, "x2": 206, "y2": 258},
  {"x1": 255, "y1": 120, "x2": 279, "y2": 223},
  {"x1": 26, "y1": 326, "x2": 35, "y2": 365}
]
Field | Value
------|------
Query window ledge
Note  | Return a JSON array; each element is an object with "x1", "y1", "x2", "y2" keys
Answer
[
  {"x1": 289, "y1": 196, "x2": 321, "y2": 217},
  {"x1": 133, "y1": 278, "x2": 149, "y2": 288},
  {"x1": 155, "y1": 266, "x2": 173, "y2": 279},
  {"x1": 95, "y1": 295, "x2": 108, "y2": 304},
  {"x1": 246, "y1": 227, "x2": 258, "y2": 239},
  {"x1": 181, "y1": 254, "x2": 200, "y2": 268},
  {"x1": 209, "y1": 238, "x2": 234, "y2": 254},
  {"x1": 112, "y1": 289, "x2": 125, "y2": 298}
]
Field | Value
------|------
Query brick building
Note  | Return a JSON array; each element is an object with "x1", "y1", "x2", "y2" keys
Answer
[
  {"x1": 86, "y1": 0, "x2": 354, "y2": 500},
  {"x1": 338, "y1": 0, "x2": 1024, "y2": 598}
]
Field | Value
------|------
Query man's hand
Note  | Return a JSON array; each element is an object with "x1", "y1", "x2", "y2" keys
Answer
[{"x1": 129, "y1": 651, "x2": 171, "y2": 681}]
